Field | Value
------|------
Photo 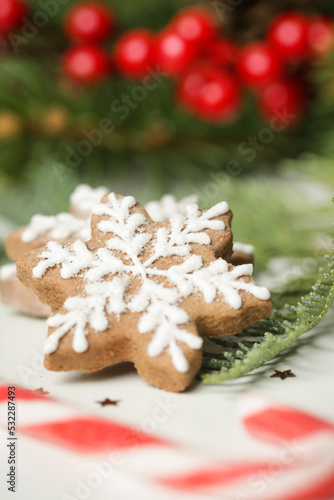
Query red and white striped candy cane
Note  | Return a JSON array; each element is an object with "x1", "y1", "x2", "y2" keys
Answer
[
  {"x1": 239, "y1": 394, "x2": 334, "y2": 500},
  {"x1": 240, "y1": 393, "x2": 334, "y2": 443},
  {"x1": 1, "y1": 384, "x2": 333, "y2": 499}
]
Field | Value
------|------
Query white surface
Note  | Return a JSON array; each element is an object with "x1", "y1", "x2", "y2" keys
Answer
[{"x1": 0, "y1": 302, "x2": 334, "y2": 499}]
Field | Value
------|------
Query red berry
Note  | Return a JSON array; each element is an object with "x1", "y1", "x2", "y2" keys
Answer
[
  {"x1": 64, "y1": 2, "x2": 115, "y2": 42},
  {"x1": 177, "y1": 64, "x2": 209, "y2": 110},
  {"x1": 0, "y1": 0, "x2": 27, "y2": 34},
  {"x1": 196, "y1": 68, "x2": 240, "y2": 123},
  {"x1": 268, "y1": 12, "x2": 309, "y2": 61},
  {"x1": 177, "y1": 65, "x2": 240, "y2": 123},
  {"x1": 307, "y1": 17, "x2": 333, "y2": 58},
  {"x1": 237, "y1": 42, "x2": 283, "y2": 89},
  {"x1": 154, "y1": 29, "x2": 198, "y2": 76},
  {"x1": 113, "y1": 29, "x2": 153, "y2": 79},
  {"x1": 258, "y1": 79, "x2": 305, "y2": 127},
  {"x1": 171, "y1": 7, "x2": 217, "y2": 47},
  {"x1": 62, "y1": 45, "x2": 110, "y2": 84},
  {"x1": 202, "y1": 38, "x2": 238, "y2": 69}
]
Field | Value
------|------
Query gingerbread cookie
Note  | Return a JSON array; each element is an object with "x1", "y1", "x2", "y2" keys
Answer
[
  {"x1": 0, "y1": 264, "x2": 51, "y2": 316},
  {"x1": 5, "y1": 187, "x2": 199, "y2": 261},
  {"x1": 145, "y1": 194, "x2": 199, "y2": 222},
  {"x1": 2, "y1": 210, "x2": 91, "y2": 318},
  {"x1": 2, "y1": 217, "x2": 89, "y2": 318},
  {"x1": 145, "y1": 194, "x2": 256, "y2": 266},
  {"x1": 2, "y1": 185, "x2": 110, "y2": 316},
  {"x1": 17, "y1": 193, "x2": 271, "y2": 392},
  {"x1": 69, "y1": 184, "x2": 109, "y2": 219},
  {"x1": 229, "y1": 242, "x2": 254, "y2": 266},
  {"x1": 2, "y1": 185, "x2": 256, "y2": 319},
  {"x1": 5, "y1": 213, "x2": 90, "y2": 261},
  {"x1": 2, "y1": 186, "x2": 216, "y2": 317}
]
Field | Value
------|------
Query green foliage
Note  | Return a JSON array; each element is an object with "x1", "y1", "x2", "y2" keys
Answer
[{"x1": 1, "y1": 1, "x2": 334, "y2": 182}]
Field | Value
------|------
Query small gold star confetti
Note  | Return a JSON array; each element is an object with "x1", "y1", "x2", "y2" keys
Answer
[
  {"x1": 270, "y1": 369, "x2": 296, "y2": 380},
  {"x1": 97, "y1": 398, "x2": 120, "y2": 407},
  {"x1": 33, "y1": 388, "x2": 49, "y2": 395}
]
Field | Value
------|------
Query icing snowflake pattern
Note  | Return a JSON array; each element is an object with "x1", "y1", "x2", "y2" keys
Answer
[
  {"x1": 21, "y1": 186, "x2": 202, "y2": 245},
  {"x1": 145, "y1": 194, "x2": 199, "y2": 222},
  {"x1": 34, "y1": 193, "x2": 270, "y2": 373},
  {"x1": 70, "y1": 184, "x2": 109, "y2": 218},
  {"x1": 21, "y1": 213, "x2": 91, "y2": 243}
]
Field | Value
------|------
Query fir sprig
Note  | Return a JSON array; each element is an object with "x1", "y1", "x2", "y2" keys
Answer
[{"x1": 201, "y1": 249, "x2": 334, "y2": 384}]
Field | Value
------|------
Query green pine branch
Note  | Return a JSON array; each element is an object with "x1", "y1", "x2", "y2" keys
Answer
[{"x1": 201, "y1": 247, "x2": 334, "y2": 384}]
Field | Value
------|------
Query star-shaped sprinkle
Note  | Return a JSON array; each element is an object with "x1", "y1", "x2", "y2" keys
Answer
[
  {"x1": 33, "y1": 387, "x2": 49, "y2": 395},
  {"x1": 97, "y1": 398, "x2": 120, "y2": 407},
  {"x1": 270, "y1": 369, "x2": 296, "y2": 380}
]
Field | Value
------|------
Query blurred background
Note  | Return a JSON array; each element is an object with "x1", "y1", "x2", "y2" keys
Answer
[{"x1": 0, "y1": 0, "x2": 333, "y2": 271}]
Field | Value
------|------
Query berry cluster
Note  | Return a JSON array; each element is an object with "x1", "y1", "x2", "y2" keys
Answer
[
  {"x1": 1, "y1": 1, "x2": 333, "y2": 126},
  {"x1": 61, "y1": 3, "x2": 333, "y2": 126},
  {"x1": 63, "y1": 2, "x2": 115, "y2": 84},
  {"x1": 175, "y1": 9, "x2": 333, "y2": 126}
]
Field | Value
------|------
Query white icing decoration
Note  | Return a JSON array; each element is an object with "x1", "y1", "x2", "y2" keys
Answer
[
  {"x1": 145, "y1": 194, "x2": 198, "y2": 222},
  {"x1": 0, "y1": 263, "x2": 17, "y2": 280},
  {"x1": 20, "y1": 188, "x2": 199, "y2": 247},
  {"x1": 21, "y1": 213, "x2": 91, "y2": 243},
  {"x1": 70, "y1": 184, "x2": 109, "y2": 218},
  {"x1": 33, "y1": 192, "x2": 270, "y2": 373},
  {"x1": 33, "y1": 240, "x2": 94, "y2": 279},
  {"x1": 233, "y1": 242, "x2": 255, "y2": 255},
  {"x1": 45, "y1": 279, "x2": 128, "y2": 354}
]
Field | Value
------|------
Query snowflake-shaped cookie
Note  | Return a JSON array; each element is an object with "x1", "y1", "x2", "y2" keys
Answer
[{"x1": 17, "y1": 193, "x2": 271, "y2": 391}]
